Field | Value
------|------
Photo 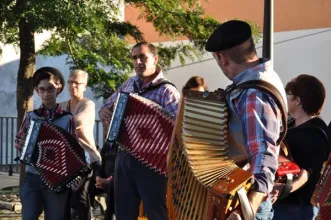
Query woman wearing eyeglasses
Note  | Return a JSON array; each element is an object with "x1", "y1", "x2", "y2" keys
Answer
[
  {"x1": 271, "y1": 74, "x2": 331, "y2": 220},
  {"x1": 59, "y1": 69, "x2": 101, "y2": 220}
]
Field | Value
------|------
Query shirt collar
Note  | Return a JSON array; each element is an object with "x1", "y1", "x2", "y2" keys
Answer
[
  {"x1": 233, "y1": 58, "x2": 271, "y2": 84},
  {"x1": 36, "y1": 104, "x2": 64, "y2": 118},
  {"x1": 133, "y1": 68, "x2": 164, "y2": 89}
]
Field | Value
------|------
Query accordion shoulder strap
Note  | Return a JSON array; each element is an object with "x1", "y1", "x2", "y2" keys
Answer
[
  {"x1": 137, "y1": 79, "x2": 177, "y2": 95},
  {"x1": 32, "y1": 109, "x2": 72, "y2": 121},
  {"x1": 232, "y1": 80, "x2": 288, "y2": 145}
]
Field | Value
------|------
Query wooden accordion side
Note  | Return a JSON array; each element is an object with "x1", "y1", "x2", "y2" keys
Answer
[{"x1": 168, "y1": 90, "x2": 253, "y2": 220}]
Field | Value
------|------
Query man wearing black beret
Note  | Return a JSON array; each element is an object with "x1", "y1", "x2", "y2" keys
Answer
[{"x1": 206, "y1": 20, "x2": 287, "y2": 220}]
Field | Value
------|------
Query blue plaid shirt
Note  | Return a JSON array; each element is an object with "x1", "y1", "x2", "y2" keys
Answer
[{"x1": 101, "y1": 70, "x2": 180, "y2": 116}]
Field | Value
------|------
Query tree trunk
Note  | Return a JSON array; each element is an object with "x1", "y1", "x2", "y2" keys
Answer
[{"x1": 16, "y1": 12, "x2": 36, "y2": 188}]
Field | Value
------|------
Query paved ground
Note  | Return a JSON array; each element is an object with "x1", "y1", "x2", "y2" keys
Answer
[
  {"x1": 0, "y1": 172, "x2": 19, "y2": 191},
  {"x1": 0, "y1": 172, "x2": 147, "y2": 219}
]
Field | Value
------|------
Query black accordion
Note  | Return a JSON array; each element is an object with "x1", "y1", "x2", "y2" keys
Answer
[
  {"x1": 106, "y1": 92, "x2": 175, "y2": 175},
  {"x1": 20, "y1": 119, "x2": 90, "y2": 192}
]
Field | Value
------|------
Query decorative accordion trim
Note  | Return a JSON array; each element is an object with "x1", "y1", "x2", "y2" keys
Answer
[
  {"x1": 20, "y1": 119, "x2": 90, "y2": 192},
  {"x1": 106, "y1": 92, "x2": 175, "y2": 175},
  {"x1": 311, "y1": 153, "x2": 331, "y2": 219}
]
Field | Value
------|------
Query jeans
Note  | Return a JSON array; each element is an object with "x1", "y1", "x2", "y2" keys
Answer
[
  {"x1": 255, "y1": 199, "x2": 274, "y2": 220},
  {"x1": 114, "y1": 151, "x2": 168, "y2": 220},
  {"x1": 20, "y1": 173, "x2": 70, "y2": 220},
  {"x1": 71, "y1": 170, "x2": 93, "y2": 220},
  {"x1": 273, "y1": 203, "x2": 319, "y2": 220}
]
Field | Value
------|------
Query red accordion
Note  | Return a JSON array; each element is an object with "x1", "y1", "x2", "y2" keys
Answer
[
  {"x1": 311, "y1": 153, "x2": 331, "y2": 219},
  {"x1": 20, "y1": 119, "x2": 90, "y2": 192},
  {"x1": 276, "y1": 154, "x2": 301, "y2": 181},
  {"x1": 106, "y1": 92, "x2": 175, "y2": 175}
]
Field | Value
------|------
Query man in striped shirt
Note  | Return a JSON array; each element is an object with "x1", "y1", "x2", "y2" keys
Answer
[
  {"x1": 206, "y1": 20, "x2": 287, "y2": 220},
  {"x1": 99, "y1": 42, "x2": 180, "y2": 220}
]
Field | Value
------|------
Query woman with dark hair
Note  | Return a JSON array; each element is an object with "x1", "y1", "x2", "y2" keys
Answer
[
  {"x1": 272, "y1": 74, "x2": 331, "y2": 220},
  {"x1": 182, "y1": 76, "x2": 207, "y2": 92}
]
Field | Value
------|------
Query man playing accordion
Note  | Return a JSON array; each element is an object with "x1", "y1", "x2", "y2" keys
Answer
[
  {"x1": 15, "y1": 67, "x2": 77, "y2": 220},
  {"x1": 99, "y1": 42, "x2": 180, "y2": 220},
  {"x1": 205, "y1": 20, "x2": 287, "y2": 220}
]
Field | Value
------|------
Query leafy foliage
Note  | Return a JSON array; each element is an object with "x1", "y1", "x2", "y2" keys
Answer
[{"x1": 0, "y1": 0, "x2": 261, "y2": 99}]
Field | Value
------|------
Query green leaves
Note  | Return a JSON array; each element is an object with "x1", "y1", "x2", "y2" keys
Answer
[{"x1": 1, "y1": 0, "x2": 261, "y2": 99}]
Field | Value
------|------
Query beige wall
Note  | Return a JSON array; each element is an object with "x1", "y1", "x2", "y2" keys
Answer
[{"x1": 125, "y1": 0, "x2": 331, "y2": 43}]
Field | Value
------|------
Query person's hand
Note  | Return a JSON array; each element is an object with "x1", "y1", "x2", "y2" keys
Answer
[
  {"x1": 99, "y1": 107, "x2": 113, "y2": 126},
  {"x1": 226, "y1": 210, "x2": 242, "y2": 220},
  {"x1": 269, "y1": 183, "x2": 285, "y2": 204},
  {"x1": 95, "y1": 176, "x2": 109, "y2": 189}
]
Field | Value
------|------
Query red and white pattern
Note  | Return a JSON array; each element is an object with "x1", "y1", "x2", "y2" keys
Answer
[{"x1": 116, "y1": 94, "x2": 174, "y2": 175}]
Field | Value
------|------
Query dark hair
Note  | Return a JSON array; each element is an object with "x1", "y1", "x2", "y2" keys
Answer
[
  {"x1": 33, "y1": 67, "x2": 65, "y2": 94},
  {"x1": 225, "y1": 38, "x2": 257, "y2": 64},
  {"x1": 285, "y1": 74, "x2": 325, "y2": 116},
  {"x1": 183, "y1": 76, "x2": 207, "y2": 91},
  {"x1": 132, "y1": 42, "x2": 158, "y2": 56}
]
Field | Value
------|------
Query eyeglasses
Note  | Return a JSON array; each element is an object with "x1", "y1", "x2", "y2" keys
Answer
[
  {"x1": 68, "y1": 81, "x2": 85, "y2": 86},
  {"x1": 36, "y1": 87, "x2": 56, "y2": 93}
]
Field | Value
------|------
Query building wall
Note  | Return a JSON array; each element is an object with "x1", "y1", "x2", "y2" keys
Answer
[
  {"x1": 125, "y1": 0, "x2": 331, "y2": 43},
  {"x1": 164, "y1": 28, "x2": 331, "y2": 123}
]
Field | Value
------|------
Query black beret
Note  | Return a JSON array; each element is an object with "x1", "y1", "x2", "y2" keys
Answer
[
  {"x1": 33, "y1": 67, "x2": 65, "y2": 94},
  {"x1": 205, "y1": 20, "x2": 252, "y2": 52}
]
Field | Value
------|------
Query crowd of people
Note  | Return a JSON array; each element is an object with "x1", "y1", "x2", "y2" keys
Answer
[{"x1": 14, "y1": 20, "x2": 331, "y2": 220}]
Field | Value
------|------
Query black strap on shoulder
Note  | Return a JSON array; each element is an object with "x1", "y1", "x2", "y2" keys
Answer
[
  {"x1": 137, "y1": 79, "x2": 177, "y2": 95},
  {"x1": 231, "y1": 80, "x2": 288, "y2": 145}
]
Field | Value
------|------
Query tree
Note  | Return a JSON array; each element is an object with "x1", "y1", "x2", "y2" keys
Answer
[{"x1": 0, "y1": 0, "x2": 260, "y2": 185}]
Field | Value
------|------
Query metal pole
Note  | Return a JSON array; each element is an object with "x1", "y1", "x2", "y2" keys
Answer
[{"x1": 262, "y1": 0, "x2": 274, "y2": 68}]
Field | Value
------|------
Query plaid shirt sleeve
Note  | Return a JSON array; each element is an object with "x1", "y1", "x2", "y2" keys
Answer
[
  {"x1": 159, "y1": 85, "x2": 180, "y2": 116},
  {"x1": 14, "y1": 112, "x2": 32, "y2": 151},
  {"x1": 101, "y1": 79, "x2": 132, "y2": 110},
  {"x1": 233, "y1": 89, "x2": 281, "y2": 194}
]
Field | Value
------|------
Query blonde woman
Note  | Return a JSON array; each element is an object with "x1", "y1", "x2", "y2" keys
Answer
[{"x1": 60, "y1": 69, "x2": 101, "y2": 220}]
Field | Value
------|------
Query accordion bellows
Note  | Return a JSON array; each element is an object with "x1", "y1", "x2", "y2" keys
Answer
[
  {"x1": 21, "y1": 119, "x2": 89, "y2": 192},
  {"x1": 168, "y1": 90, "x2": 253, "y2": 220},
  {"x1": 106, "y1": 93, "x2": 175, "y2": 175}
]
